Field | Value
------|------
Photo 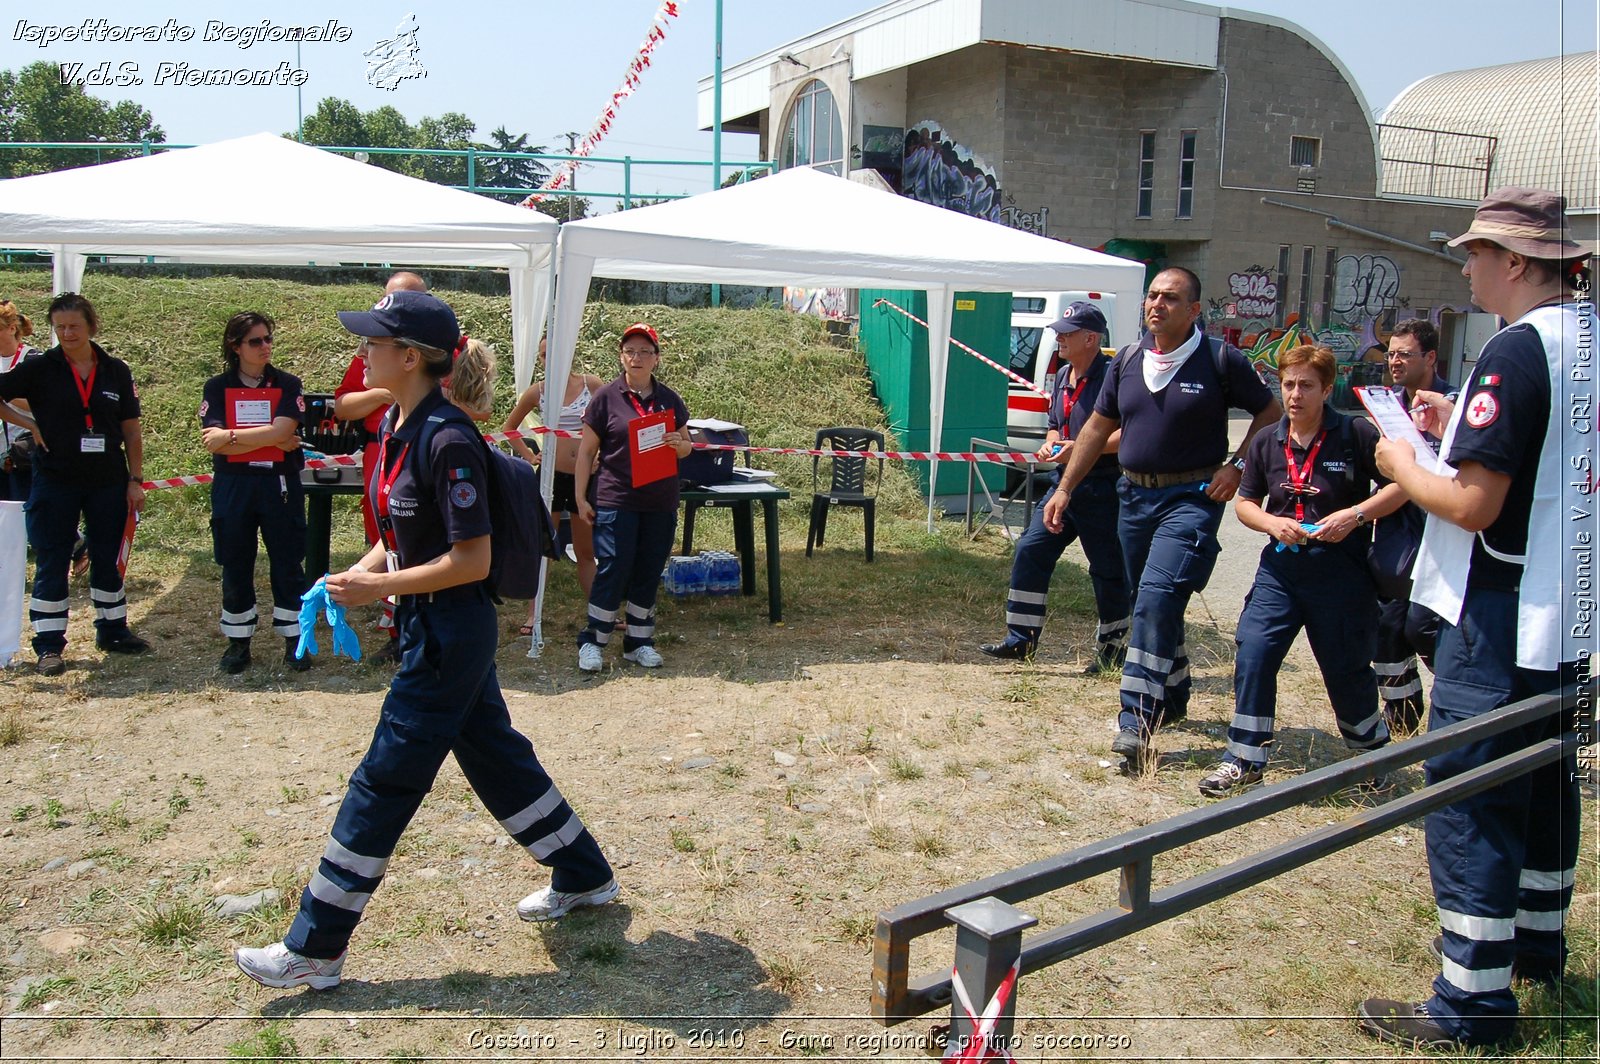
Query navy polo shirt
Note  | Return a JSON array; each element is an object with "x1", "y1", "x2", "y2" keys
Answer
[
  {"x1": 1046, "y1": 353, "x2": 1118, "y2": 481},
  {"x1": 1442, "y1": 323, "x2": 1550, "y2": 591},
  {"x1": 1240, "y1": 406, "x2": 1381, "y2": 559},
  {"x1": 583, "y1": 374, "x2": 691, "y2": 512},
  {"x1": 1094, "y1": 331, "x2": 1273, "y2": 474},
  {"x1": 371, "y1": 389, "x2": 492, "y2": 569},
  {"x1": 0, "y1": 343, "x2": 140, "y2": 487},
  {"x1": 199, "y1": 365, "x2": 306, "y2": 477}
]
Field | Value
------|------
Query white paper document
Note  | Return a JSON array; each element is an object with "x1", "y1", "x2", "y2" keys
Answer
[
  {"x1": 687, "y1": 417, "x2": 745, "y2": 433},
  {"x1": 1353, "y1": 385, "x2": 1454, "y2": 473}
]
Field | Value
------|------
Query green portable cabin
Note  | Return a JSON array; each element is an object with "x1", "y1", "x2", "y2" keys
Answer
[{"x1": 859, "y1": 290, "x2": 1011, "y2": 497}]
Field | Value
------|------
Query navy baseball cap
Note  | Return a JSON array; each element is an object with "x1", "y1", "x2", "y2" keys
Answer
[
  {"x1": 1047, "y1": 302, "x2": 1108, "y2": 336},
  {"x1": 338, "y1": 290, "x2": 460, "y2": 353}
]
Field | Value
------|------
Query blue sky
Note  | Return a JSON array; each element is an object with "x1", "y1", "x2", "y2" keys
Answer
[{"x1": 2, "y1": 0, "x2": 1594, "y2": 201}]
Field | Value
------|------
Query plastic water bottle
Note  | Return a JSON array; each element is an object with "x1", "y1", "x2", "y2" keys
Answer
[
  {"x1": 663, "y1": 556, "x2": 690, "y2": 596},
  {"x1": 703, "y1": 551, "x2": 729, "y2": 595}
]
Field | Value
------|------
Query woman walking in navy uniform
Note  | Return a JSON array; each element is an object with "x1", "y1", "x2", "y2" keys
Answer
[
  {"x1": 1200, "y1": 344, "x2": 1405, "y2": 797},
  {"x1": 200, "y1": 311, "x2": 312, "y2": 674},
  {"x1": 235, "y1": 290, "x2": 616, "y2": 991}
]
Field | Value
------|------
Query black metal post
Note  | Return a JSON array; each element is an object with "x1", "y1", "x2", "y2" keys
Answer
[{"x1": 943, "y1": 897, "x2": 1037, "y2": 1059}]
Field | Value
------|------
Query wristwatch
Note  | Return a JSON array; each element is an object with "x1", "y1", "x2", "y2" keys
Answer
[
  {"x1": 1231, "y1": 456, "x2": 1246, "y2": 471},
  {"x1": 1355, "y1": 508, "x2": 1369, "y2": 525}
]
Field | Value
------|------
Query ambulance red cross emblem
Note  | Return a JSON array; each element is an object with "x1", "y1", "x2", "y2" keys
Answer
[{"x1": 1465, "y1": 391, "x2": 1499, "y2": 428}]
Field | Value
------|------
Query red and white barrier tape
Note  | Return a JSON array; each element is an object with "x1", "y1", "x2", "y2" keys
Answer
[
  {"x1": 138, "y1": 428, "x2": 1040, "y2": 492},
  {"x1": 520, "y1": 0, "x2": 681, "y2": 205},
  {"x1": 872, "y1": 297, "x2": 1048, "y2": 399},
  {"x1": 944, "y1": 957, "x2": 1020, "y2": 1063}
]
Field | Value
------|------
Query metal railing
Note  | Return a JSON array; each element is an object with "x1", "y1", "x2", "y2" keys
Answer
[
  {"x1": 1377, "y1": 123, "x2": 1498, "y2": 202},
  {"x1": 0, "y1": 141, "x2": 774, "y2": 209},
  {"x1": 871, "y1": 683, "x2": 1585, "y2": 1040},
  {"x1": 964, "y1": 435, "x2": 1040, "y2": 541}
]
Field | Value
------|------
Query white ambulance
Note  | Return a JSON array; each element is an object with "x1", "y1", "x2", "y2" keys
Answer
[{"x1": 1006, "y1": 291, "x2": 1119, "y2": 455}]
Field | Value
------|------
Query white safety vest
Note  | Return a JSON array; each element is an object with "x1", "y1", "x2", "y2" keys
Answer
[{"x1": 1411, "y1": 301, "x2": 1597, "y2": 671}]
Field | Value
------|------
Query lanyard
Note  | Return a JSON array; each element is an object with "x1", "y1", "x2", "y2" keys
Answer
[
  {"x1": 1059, "y1": 374, "x2": 1089, "y2": 437},
  {"x1": 624, "y1": 388, "x2": 659, "y2": 419},
  {"x1": 373, "y1": 433, "x2": 412, "y2": 554},
  {"x1": 1282, "y1": 429, "x2": 1326, "y2": 523},
  {"x1": 71, "y1": 354, "x2": 98, "y2": 433}
]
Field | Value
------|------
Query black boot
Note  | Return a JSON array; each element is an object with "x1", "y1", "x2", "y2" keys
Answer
[
  {"x1": 285, "y1": 638, "x2": 312, "y2": 672},
  {"x1": 220, "y1": 638, "x2": 251, "y2": 674}
]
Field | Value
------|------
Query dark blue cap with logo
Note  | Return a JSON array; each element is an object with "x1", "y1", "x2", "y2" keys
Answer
[
  {"x1": 1047, "y1": 301, "x2": 1108, "y2": 336},
  {"x1": 338, "y1": 290, "x2": 461, "y2": 353}
]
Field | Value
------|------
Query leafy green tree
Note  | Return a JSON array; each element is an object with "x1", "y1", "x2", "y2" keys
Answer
[{"x1": 0, "y1": 61, "x2": 164, "y2": 177}]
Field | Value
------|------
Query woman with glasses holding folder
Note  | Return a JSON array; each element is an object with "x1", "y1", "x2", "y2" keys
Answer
[
  {"x1": 199, "y1": 311, "x2": 311, "y2": 675},
  {"x1": 573, "y1": 322, "x2": 692, "y2": 673}
]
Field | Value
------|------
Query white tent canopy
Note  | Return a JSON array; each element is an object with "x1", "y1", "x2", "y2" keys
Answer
[
  {"x1": 0, "y1": 132, "x2": 558, "y2": 385},
  {"x1": 547, "y1": 166, "x2": 1147, "y2": 521}
]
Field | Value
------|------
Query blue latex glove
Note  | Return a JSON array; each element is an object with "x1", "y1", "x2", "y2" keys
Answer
[
  {"x1": 296, "y1": 578, "x2": 326, "y2": 658},
  {"x1": 325, "y1": 593, "x2": 363, "y2": 662},
  {"x1": 1274, "y1": 522, "x2": 1323, "y2": 552}
]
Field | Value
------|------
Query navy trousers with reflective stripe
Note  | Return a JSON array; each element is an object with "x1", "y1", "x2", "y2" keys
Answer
[
  {"x1": 581, "y1": 507, "x2": 677, "y2": 652},
  {"x1": 1001, "y1": 474, "x2": 1129, "y2": 655},
  {"x1": 211, "y1": 474, "x2": 308, "y2": 639},
  {"x1": 24, "y1": 471, "x2": 132, "y2": 655},
  {"x1": 1423, "y1": 586, "x2": 1579, "y2": 1045},
  {"x1": 286, "y1": 589, "x2": 612, "y2": 959},
  {"x1": 1226, "y1": 545, "x2": 1387, "y2": 767},
  {"x1": 1116, "y1": 479, "x2": 1221, "y2": 732}
]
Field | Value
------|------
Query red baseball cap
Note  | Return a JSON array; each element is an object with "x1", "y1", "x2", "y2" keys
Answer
[{"x1": 620, "y1": 322, "x2": 659, "y2": 349}]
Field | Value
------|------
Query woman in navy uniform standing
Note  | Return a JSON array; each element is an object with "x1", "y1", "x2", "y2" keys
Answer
[
  {"x1": 235, "y1": 290, "x2": 616, "y2": 992},
  {"x1": 200, "y1": 311, "x2": 312, "y2": 674},
  {"x1": 0, "y1": 293, "x2": 149, "y2": 675},
  {"x1": 1200, "y1": 344, "x2": 1406, "y2": 797}
]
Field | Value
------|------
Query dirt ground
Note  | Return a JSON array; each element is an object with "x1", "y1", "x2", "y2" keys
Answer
[{"x1": 0, "y1": 519, "x2": 1594, "y2": 1063}]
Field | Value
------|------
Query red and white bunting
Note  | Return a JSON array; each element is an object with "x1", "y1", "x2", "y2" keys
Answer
[{"x1": 521, "y1": 0, "x2": 681, "y2": 206}]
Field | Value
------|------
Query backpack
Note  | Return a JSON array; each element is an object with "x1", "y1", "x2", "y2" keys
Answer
[{"x1": 401, "y1": 403, "x2": 557, "y2": 601}]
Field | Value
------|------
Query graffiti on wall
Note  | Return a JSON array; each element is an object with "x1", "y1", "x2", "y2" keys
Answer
[
  {"x1": 1332, "y1": 253, "x2": 1401, "y2": 323},
  {"x1": 902, "y1": 120, "x2": 1003, "y2": 223},
  {"x1": 1226, "y1": 265, "x2": 1279, "y2": 320},
  {"x1": 1000, "y1": 203, "x2": 1049, "y2": 236},
  {"x1": 783, "y1": 286, "x2": 850, "y2": 321}
]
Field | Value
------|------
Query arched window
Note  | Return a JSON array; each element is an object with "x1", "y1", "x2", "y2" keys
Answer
[{"x1": 778, "y1": 80, "x2": 844, "y2": 176}]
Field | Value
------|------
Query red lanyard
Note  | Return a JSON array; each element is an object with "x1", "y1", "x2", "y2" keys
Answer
[
  {"x1": 1059, "y1": 375, "x2": 1089, "y2": 437},
  {"x1": 1283, "y1": 430, "x2": 1326, "y2": 522},
  {"x1": 373, "y1": 434, "x2": 412, "y2": 553},
  {"x1": 624, "y1": 389, "x2": 658, "y2": 419},
  {"x1": 71, "y1": 355, "x2": 98, "y2": 433}
]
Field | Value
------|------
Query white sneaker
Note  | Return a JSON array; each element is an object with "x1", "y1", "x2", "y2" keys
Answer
[
  {"x1": 516, "y1": 877, "x2": 620, "y2": 922},
  {"x1": 623, "y1": 646, "x2": 664, "y2": 668},
  {"x1": 234, "y1": 942, "x2": 344, "y2": 990},
  {"x1": 578, "y1": 643, "x2": 603, "y2": 672}
]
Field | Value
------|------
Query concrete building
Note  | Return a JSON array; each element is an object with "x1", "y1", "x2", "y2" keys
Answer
[{"x1": 697, "y1": 0, "x2": 1545, "y2": 388}]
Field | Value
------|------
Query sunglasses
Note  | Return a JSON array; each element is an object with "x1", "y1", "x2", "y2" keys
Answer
[{"x1": 242, "y1": 335, "x2": 274, "y2": 348}]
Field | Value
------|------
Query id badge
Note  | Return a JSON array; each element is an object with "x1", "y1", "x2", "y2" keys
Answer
[{"x1": 80, "y1": 434, "x2": 106, "y2": 454}]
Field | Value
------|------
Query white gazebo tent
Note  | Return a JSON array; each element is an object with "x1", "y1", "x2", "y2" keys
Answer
[
  {"x1": 548, "y1": 166, "x2": 1147, "y2": 515},
  {"x1": 532, "y1": 168, "x2": 1146, "y2": 649},
  {"x1": 0, "y1": 132, "x2": 559, "y2": 384}
]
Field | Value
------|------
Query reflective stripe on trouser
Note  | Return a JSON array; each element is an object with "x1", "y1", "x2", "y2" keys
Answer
[
  {"x1": 24, "y1": 472, "x2": 131, "y2": 654},
  {"x1": 580, "y1": 507, "x2": 677, "y2": 653},
  {"x1": 211, "y1": 474, "x2": 308, "y2": 642},
  {"x1": 1376, "y1": 594, "x2": 1424, "y2": 730},
  {"x1": 1001, "y1": 474, "x2": 1129, "y2": 656},
  {"x1": 1225, "y1": 545, "x2": 1387, "y2": 766},
  {"x1": 1115, "y1": 479, "x2": 1221, "y2": 731},
  {"x1": 285, "y1": 588, "x2": 612, "y2": 960},
  {"x1": 1422, "y1": 586, "x2": 1581, "y2": 1045}
]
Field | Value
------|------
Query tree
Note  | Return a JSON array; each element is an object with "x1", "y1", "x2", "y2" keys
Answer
[
  {"x1": 476, "y1": 126, "x2": 549, "y2": 201},
  {"x1": 0, "y1": 61, "x2": 164, "y2": 177}
]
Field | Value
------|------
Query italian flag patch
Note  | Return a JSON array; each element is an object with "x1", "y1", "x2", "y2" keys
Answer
[{"x1": 1477, "y1": 373, "x2": 1501, "y2": 387}]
